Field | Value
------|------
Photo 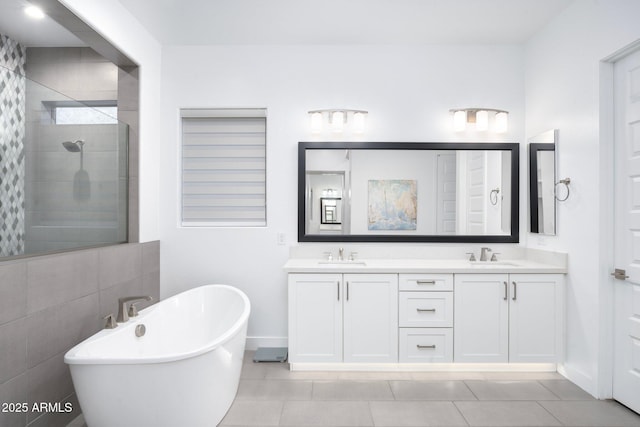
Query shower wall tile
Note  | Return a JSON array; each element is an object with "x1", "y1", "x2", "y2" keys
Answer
[
  {"x1": 26, "y1": 293, "x2": 99, "y2": 369},
  {"x1": 28, "y1": 393, "x2": 80, "y2": 427},
  {"x1": 25, "y1": 48, "x2": 117, "y2": 100},
  {"x1": 0, "y1": 34, "x2": 26, "y2": 257},
  {"x1": 0, "y1": 241, "x2": 159, "y2": 427},
  {"x1": 26, "y1": 352, "x2": 74, "y2": 424},
  {"x1": 0, "y1": 373, "x2": 28, "y2": 427},
  {"x1": 142, "y1": 240, "x2": 160, "y2": 274},
  {"x1": 0, "y1": 318, "x2": 27, "y2": 384},
  {"x1": 26, "y1": 251, "x2": 99, "y2": 314},
  {"x1": 98, "y1": 243, "x2": 142, "y2": 289},
  {"x1": 0, "y1": 262, "x2": 27, "y2": 325}
]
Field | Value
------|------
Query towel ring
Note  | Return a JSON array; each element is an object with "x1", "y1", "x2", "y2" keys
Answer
[
  {"x1": 489, "y1": 188, "x2": 500, "y2": 206},
  {"x1": 554, "y1": 178, "x2": 571, "y2": 202}
]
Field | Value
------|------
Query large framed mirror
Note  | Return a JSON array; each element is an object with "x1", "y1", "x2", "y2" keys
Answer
[
  {"x1": 298, "y1": 141, "x2": 520, "y2": 243},
  {"x1": 528, "y1": 130, "x2": 557, "y2": 235}
]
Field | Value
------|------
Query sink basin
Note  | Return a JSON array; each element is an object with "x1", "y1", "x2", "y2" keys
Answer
[
  {"x1": 318, "y1": 260, "x2": 367, "y2": 266},
  {"x1": 469, "y1": 261, "x2": 520, "y2": 267}
]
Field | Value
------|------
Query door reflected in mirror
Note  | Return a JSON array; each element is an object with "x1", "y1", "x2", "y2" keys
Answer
[
  {"x1": 299, "y1": 142, "x2": 519, "y2": 243},
  {"x1": 528, "y1": 129, "x2": 558, "y2": 235}
]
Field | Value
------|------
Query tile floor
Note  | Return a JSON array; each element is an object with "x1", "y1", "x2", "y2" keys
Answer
[
  {"x1": 219, "y1": 351, "x2": 640, "y2": 427},
  {"x1": 68, "y1": 350, "x2": 640, "y2": 427}
]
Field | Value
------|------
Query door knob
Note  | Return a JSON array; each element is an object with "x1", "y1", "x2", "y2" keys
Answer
[{"x1": 611, "y1": 268, "x2": 629, "y2": 280}]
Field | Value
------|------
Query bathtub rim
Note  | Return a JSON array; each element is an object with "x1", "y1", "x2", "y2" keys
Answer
[{"x1": 64, "y1": 284, "x2": 250, "y2": 365}]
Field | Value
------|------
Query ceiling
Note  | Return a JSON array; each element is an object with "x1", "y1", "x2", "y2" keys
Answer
[
  {"x1": 116, "y1": 0, "x2": 573, "y2": 45},
  {"x1": 0, "y1": 0, "x2": 85, "y2": 47},
  {"x1": 0, "y1": 0, "x2": 574, "y2": 48}
]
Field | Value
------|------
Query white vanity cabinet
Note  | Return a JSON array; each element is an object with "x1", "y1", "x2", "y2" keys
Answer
[
  {"x1": 288, "y1": 273, "x2": 342, "y2": 363},
  {"x1": 288, "y1": 273, "x2": 398, "y2": 364},
  {"x1": 454, "y1": 273, "x2": 563, "y2": 363},
  {"x1": 398, "y1": 274, "x2": 454, "y2": 362}
]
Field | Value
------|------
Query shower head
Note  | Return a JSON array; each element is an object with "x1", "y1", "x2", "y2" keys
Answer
[{"x1": 62, "y1": 140, "x2": 85, "y2": 152}]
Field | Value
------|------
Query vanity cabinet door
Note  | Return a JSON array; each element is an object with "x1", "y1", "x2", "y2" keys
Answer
[
  {"x1": 454, "y1": 274, "x2": 509, "y2": 362},
  {"x1": 343, "y1": 274, "x2": 398, "y2": 363},
  {"x1": 509, "y1": 274, "x2": 562, "y2": 363},
  {"x1": 288, "y1": 274, "x2": 342, "y2": 363}
]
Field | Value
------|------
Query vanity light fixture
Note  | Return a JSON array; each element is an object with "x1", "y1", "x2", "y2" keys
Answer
[
  {"x1": 308, "y1": 109, "x2": 368, "y2": 136},
  {"x1": 24, "y1": 4, "x2": 45, "y2": 19},
  {"x1": 450, "y1": 108, "x2": 509, "y2": 133}
]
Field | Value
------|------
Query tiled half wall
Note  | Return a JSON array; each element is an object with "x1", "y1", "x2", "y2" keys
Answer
[
  {"x1": 0, "y1": 34, "x2": 26, "y2": 256},
  {"x1": 0, "y1": 241, "x2": 160, "y2": 427}
]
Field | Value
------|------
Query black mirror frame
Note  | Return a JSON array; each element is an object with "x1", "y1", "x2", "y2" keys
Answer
[
  {"x1": 298, "y1": 141, "x2": 520, "y2": 243},
  {"x1": 528, "y1": 143, "x2": 555, "y2": 234}
]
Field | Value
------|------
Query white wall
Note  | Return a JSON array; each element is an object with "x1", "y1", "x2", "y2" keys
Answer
[
  {"x1": 58, "y1": 0, "x2": 162, "y2": 243},
  {"x1": 159, "y1": 45, "x2": 524, "y2": 345},
  {"x1": 525, "y1": 0, "x2": 640, "y2": 397}
]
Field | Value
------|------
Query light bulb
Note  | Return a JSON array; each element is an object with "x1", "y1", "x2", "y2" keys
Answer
[
  {"x1": 331, "y1": 111, "x2": 344, "y2": 133},
  {"x1": 352, "y1": 112, "x2": 365, "y2": 134},
  {"x1": 310, "y1": 112, "x2": 322, "y2": 134},
  {"x1": 495, "y1": 111, "x2": 508, "y2": 133},
  {"x1": 476, "y1": 110, "x2": 489, "y2": 131},
  {"x1": 453, "y1": 110, "x2": 466, "y2": 132}
]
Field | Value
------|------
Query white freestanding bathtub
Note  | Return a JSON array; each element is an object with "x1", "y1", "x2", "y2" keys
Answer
[{"x1": 65, "y1": 285, "x2": 250, "y2": 427}]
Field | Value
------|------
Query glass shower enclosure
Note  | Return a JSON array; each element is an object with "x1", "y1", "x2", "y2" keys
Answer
[{"x1": 0, "y1": 63, "x2": 128, "y2": 258}]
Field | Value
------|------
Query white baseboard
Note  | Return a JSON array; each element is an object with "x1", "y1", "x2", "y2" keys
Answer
[
  {"x1": 561, "y1": 363, "x2": 597, "y2": 398},
  {"x1": 245, "y1": 336, "x2": 288, "y2": 351},
  {"x1": 289, "y1": 362, "x2": 558, "y2": 372}
]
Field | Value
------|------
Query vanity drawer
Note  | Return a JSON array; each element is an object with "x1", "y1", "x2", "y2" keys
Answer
[
  {"x1": 399, "y1": 274, "x2": 453, "y2": 291},
  {"x1": 399, "y1": 292, "x2": 453, "y2": 327},
  {"x1": 399, "y1": 328, "x2": 453, "y2": 363}
]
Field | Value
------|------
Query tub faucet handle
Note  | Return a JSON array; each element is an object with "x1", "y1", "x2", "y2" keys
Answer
[
  {"x1": 117, "y1": 296, "x2": 153, "y2": 323},
  {"x1": 128, "y1": 302, "x2": 141, "y2": 318},
  {"x1": 103, "y1": 314, "x2": 118, "y2": 329}
]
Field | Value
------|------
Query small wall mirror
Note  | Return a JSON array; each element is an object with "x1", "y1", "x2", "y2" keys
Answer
[{"x1": 528, "y1": 130, "x2": 558, "y2": 235}]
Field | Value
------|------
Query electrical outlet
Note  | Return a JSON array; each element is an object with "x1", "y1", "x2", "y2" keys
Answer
[{"x1": 277, "y1": 232, "x2": 286, "y2": 245}]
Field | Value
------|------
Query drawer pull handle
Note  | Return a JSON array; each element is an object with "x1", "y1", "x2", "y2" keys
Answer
[
  {"x1": 417, "y1": 344, "x2": 436, "y2": 349},
  {"x1": 416, "y1": 280, "x2": 436, "y2": 285},
  {"x1": 416, "y1": 308, "x2": 436, "y2": 312}
]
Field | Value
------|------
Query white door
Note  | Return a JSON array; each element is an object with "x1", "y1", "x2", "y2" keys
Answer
[
  {"x1": 436, "y1": 152, "x2": 457, "y2": 234},
  {"x1": 288, "y1": 274, "x2": 342, "y2": 363},
  {"x1": 343, "y1": 274, "x2": 398, "y2": 363},
  {"x1": 454, "y1": 274, "x2": 508, "y2": 362},
  {"x1": 509, "y1": 274, "x2": 560, "y2": 363},
  {"x1": 613, "y1": 48, "x2": 640, "y2": 414},
  {"x1": 466, "y1": 151, "x2": 487, "y2": 234}
]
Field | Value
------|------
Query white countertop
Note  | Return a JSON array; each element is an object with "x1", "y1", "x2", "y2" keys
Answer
[{"x1": 283, "y1": 258, "x2": 566, "y2": 274}]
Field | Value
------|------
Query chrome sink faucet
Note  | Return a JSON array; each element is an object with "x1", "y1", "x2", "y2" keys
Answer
[
  {"x1": 116, "y1": 296, "x2": 152, "y2": 323},
  {"x1": 480, "y1": 247, "x2": 492, "y2": 262},
  {"x1": 338, "y1": 248, "x2": 344, "y2": 261}
]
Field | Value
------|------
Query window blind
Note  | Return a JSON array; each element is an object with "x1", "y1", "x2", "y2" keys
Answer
[{"x1": 181, "y1": 109, "x2": 266, "y2": 226}]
